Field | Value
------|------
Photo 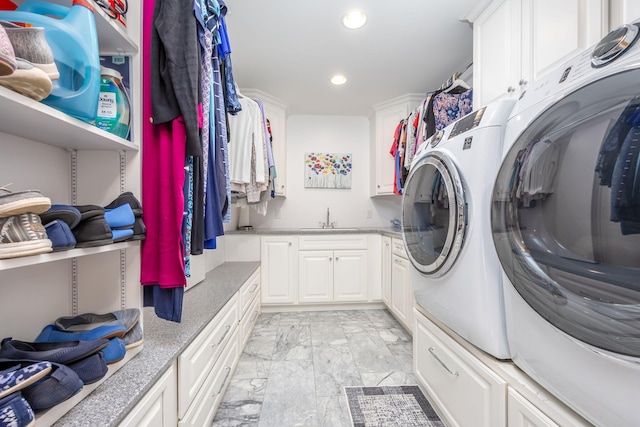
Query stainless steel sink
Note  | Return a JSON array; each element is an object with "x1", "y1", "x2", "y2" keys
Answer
[{"x1": 299, "y1": 228, "x2": 360, "y2": 232}]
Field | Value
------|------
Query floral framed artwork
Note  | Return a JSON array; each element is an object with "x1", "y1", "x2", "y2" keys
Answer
[{"x1": 305, "y1": 152, "x2": 352, "y2": 188}]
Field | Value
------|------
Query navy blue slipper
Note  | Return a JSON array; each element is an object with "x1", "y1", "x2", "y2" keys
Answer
[
  {"x1": 44, "y1": 220, "x2": 76, "y2": 251},
  {"x1": 39, "y1": 204, "x2": 81, "y2": 229}
]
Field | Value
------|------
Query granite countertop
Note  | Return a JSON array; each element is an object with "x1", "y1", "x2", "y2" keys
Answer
[
  {"x1": 53, "y1": 261, "x2": 260, "y2": 427},
  {"x1": 226, "y1": 227, "x2": 403, "y2": 238}
]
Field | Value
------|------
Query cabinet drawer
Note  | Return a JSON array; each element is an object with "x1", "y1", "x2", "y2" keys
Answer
[
  {"x1": 414, "y1": 310, "x2": 506, "y2": 427},
  {"x1": 119, "y1": 363, "x2": 177, "y2": 427},
  {"x1": 392, "y1": 238, "x2": 407, "y2": 258},
  {"x1": 240, "y1": 290, "x2": 261, "y2": 348},
  {"x1": 239, "y1": 268, "x2": 260, "y2": 316},
  {"x1": 178, "y1": 294, "x2": 239, "y2": 418},
  {"x1": 298, "y1": 234, "x2": 368, "y2": 250},
  {"x1": 179, "y1": 328, "x2": 240, "y2": 427}
]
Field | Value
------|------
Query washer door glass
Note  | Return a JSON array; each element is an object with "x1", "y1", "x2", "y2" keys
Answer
[
  {"x1": 402, "y1": 152, "x2": 466, "y2": 277},
  {"x1": 492, "y1": 69, "x2": 640, "y2": 357}
]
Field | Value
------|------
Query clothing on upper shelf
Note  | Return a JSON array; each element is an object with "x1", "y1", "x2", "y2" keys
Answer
[{"x1": 388, "y1": 77, "x2": 473, "y2": 195}]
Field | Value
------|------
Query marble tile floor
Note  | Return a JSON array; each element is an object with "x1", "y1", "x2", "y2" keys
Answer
[{"x1": 212, "y1": 309, "x2": 416, "y2": 427}]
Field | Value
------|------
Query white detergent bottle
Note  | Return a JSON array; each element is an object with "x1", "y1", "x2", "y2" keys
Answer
[{"x1": 95, "y1": 65, "x2": 130, "y2": 139}]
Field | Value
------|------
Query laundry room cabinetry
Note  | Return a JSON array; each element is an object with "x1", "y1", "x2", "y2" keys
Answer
[
  {"x1": 260, "y1": 235, "x2": 298, "y2": 304},
  {"x1": 241, "y1": 89, "x2": 288, "y2": 197},
  {"x1": 414, "y1": 309, "x2": 591, "y2": 427},
  {"x1": 466, "y1": 0, "x2": 606, "y2": 109},
  {"x1": 381, "y1": 235, "x2": 392, "y2": 306},
  {"x1": 388, "y1": 238, "x2": 414, "y2": 333},
  {"x1": 0, "y1": 2, "x2": 142, "y2": 426},
  {"x1": 298, "y1": 235, "x2": 369, "y2": 303},
  {"x1": 370, "y1": 94, "x2": 423, "y2": 196},
  {"x1": 609, "y1": 0, "x2": 640, "y2": 29}
]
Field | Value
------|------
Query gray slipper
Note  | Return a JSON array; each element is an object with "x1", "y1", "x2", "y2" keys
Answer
[
  {"x1": 54, "y1": 308, "x2": 140, "y2": 335},
  {"x1": 0, "y1": 186, "x2": 51, "y2": 218}
]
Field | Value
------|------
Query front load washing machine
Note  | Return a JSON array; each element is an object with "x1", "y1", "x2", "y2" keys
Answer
[
  {"x1": 492, "y1": 23, "x2": 640, "y2": 426},
  {"x1": 402, "y1": 97, "x2": 515, "y2": 360}
]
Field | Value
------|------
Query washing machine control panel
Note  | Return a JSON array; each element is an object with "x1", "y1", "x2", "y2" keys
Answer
[{"x1": 448, "y1": 106, "x2": 485, "y2": 139}]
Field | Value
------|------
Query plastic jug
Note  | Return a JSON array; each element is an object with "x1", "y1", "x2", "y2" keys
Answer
[
  {"x1": 0, "y1": 0, "x2": 100, "y2": 122},
  {"x1": 95, "y1": 65, "x2": 130, "y2": 139}
]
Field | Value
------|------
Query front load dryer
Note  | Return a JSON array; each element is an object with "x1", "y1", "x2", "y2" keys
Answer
[
  {"x1": 402, "y1": 97, "x2": 515, "y2": 360},
  {"x1": 492, "y1": 23, "x2": 640, "y2": 426}
]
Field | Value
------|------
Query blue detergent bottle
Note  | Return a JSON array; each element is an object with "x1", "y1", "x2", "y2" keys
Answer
[{"x1": 0, "y1": 0, "x2": 100, "y2": 122}]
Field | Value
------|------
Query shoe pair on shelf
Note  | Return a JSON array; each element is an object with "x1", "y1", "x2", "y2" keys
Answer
[
  {"x1": 0, "y1": 20, "x2": 58, "y2": 102},
  {"x1": 0, "y1": 361, "x2": 50, "y2": 425},
  {"x1": 0, "y1": 308, "x2": 143, "y2": 414},
  {"x1": 39, "y1": 191, "x2": 146, "y2": 250},
  {"x1": 0, "y1": 186, "x2": 52, "y2": 260}
]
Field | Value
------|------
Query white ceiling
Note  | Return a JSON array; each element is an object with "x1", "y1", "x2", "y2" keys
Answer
[{"x1": 224, "y1": 0, "x2": 477, "y2": 116}]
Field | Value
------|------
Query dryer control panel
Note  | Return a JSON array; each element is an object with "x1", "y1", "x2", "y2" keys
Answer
[{"x1": 448, "y1": 106, "x2": 485, "y2": 139}]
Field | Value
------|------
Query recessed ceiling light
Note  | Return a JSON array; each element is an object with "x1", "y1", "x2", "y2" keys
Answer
[
  {"x1": 343, "y1": 10, "x2": 366, "y2": 29},
  {"x1": 331, "y1": 75, "x2": 347, "y2": 85}
]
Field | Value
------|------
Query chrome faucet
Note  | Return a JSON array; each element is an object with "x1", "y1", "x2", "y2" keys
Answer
[{"x1": 321, "y1": 207, "x2": 336, "y2": 228}]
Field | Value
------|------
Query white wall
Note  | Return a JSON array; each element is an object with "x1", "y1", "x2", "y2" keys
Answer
[{"x1": 243, "y1": 114, "x2": 402, "y2": 229}]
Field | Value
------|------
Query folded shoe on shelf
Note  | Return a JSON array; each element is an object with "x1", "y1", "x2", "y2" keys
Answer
[
  {"x1": 0, "y1": 391, "x2": 34, "y2": 426},
  {"x1": 0, "y1": 21, "x2": 58, "y2": 80},
  {"x1": 102, "y1": 337, "x2": 126, "y2": 365},
  {"x1": 35, "y1": 324, "x2": 125, "y2": 343},
  {"x1": 0, "y1": 57, "x2": 52, "y2": 101},
  {"x1": 105, "y1": 192, "x2": 146, "y2": 240},
  {"x1": 71, "y1": 206, "x2": 112, "y2": 248},
  {"x1": 39, "y1": 204, "x2": 81, "y2": 229},
  {"x1": 0, "y1": 361, "x2": 51, "y2": 400},
  {"x1": 0, "y1": 337, "x2": 109, "y2": 365},
  {"x1": 55, "y1": 308, "x2": 143, "y2": 349},
  {"x1": 54, "y1": 308, "x2": 140, "y2": 334},
  {"x1": 19, "y1": 362, "x2": 83, "y2": 412},
  {"x1": 44, "y1": 220, "x2": 76, "y2": 251},
  {"x1": 0, "y1": 188, "x2": 50, "y2": 218},
  {"x1": 0, "y1": 22, "x2": 16, "y2": 77},
  {"x1": 104, "y1": 203, "x2": 134, "y2": 230},
  {"x1": 0, "y1": 213, "x2": 52, "y2": 259},
  {"x1": 66, "y1": 352, "x2": 107, "y2": 384}
]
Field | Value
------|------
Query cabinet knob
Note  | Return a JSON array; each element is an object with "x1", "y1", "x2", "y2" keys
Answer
[
  {"x1": 519, "y1": 79, "x2": 528, "y2": 86},
  {"x1": 329, "y1": 257, "x2": 332, "y2": 261},
  {"x1": 507, "y1": 86, "x2": 516, "y2": 93},
  {"x1": 289, "y1": 242, "x2": 292, "y2": 246},
  {"x1": 377, "y1": 185, "x2": 381, "y2": 188},
  {"x1": 335, "y1": 257, "x2": 339, "y2": 261}
]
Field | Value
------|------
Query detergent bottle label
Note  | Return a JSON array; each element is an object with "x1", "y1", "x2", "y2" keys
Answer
[{"x1": 98, "y1": 89, "x2": 118, "y2": 119}]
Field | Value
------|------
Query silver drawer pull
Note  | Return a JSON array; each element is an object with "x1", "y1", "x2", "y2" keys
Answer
[
  {"x1": 428, "y1": 347, "x2": 459, "y2": 376},
  {"x1": 250, "y1": 283, "x2": 259, "y2": 293},
  {"x1": 212, "y1": 325, "x2": 231, "y2": 347},
  {"x1": 394, "y1": 258, "x2": 402, "y2": 264},
  {"x1": 215, "y1": 367, "x2": 232, "y2": 395}
]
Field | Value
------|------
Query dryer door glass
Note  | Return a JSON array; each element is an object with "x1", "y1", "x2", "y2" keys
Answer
[
  {"x1": 402, "y1": 152, "x2": 466, "y2": 277},
  {"x1": 492, "y1": 69, "x2": 640, "y2": 357}
]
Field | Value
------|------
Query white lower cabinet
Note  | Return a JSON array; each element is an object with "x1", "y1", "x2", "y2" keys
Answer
[
  {"x1": 414, "y1": 308, "x2": 507, "y2": 427},
  {"x1": 508, "y1": 388, "x2": 559, "y2": 427},
  {"x1": 414, "y1": 308, "x2": 591, "y2": 427},
  {"x1": 179, "y1": 328, "x2": 240, "y2": 427},
  {"x1": 118, "y1": 364, "x2": 178, "y2": 427},
  {"x1": 177, "y1": 294, "x2": 239, "y2": 418},
  {"x1": 261, "y1": 236, "x2": 298, "y2": 304},
  {"x1": 381, "y1": 236, "x2": 392, "y2": 306},
  {"x1": 385, "y1": 237, "x2": 414, "y2": 333}
]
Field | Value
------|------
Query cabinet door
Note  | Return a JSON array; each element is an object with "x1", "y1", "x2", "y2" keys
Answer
[
  {"x1": 298, "y1": 250, "x2": 334, "y2": 303},
  {"x1": 413, "y1": 311, "x2": 507, "y2": 427},
  {"x1": 381, "y1": 236, "x2": 392, "y2": 306},
  {"x1": 508, "y1": 388, "x2": 559, "y2": 427},
  {"x1": 473, "y1": 0, "x2": 522, "y2": 109},
  {"x1": 609, "y1": 0, "x2": 640, "y2": 29},
  {"x1": 521, "y1": 0, "x2": 604, "y2": 83},
  {"x1": 391, "y1": 254, "x2": 411, "y2": 327},
  {"x1": 261, "y1": 236, "x2": 297, "y2": 304},
  {"x1": 333, "y1": 249, "x2": 368, "y2": 302}
]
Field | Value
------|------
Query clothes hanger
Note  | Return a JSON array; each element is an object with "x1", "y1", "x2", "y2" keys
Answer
[{"x1": 444, "y1": 78, "x2": 470, "y2": 93}]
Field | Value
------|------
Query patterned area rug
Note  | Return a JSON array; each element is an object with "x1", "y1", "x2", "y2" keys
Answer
[{"x1": 344, "y1": 385, "x2": 445, "y2": 427}]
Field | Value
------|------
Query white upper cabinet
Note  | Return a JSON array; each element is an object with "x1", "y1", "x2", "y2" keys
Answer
[{"x1": 466, "y1": 0, "x2": 606, "y2": 109}]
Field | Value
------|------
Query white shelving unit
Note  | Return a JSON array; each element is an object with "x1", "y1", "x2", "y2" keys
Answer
[{"x1": 0, "y1": 2, "x2": 142, "y2": 426}]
